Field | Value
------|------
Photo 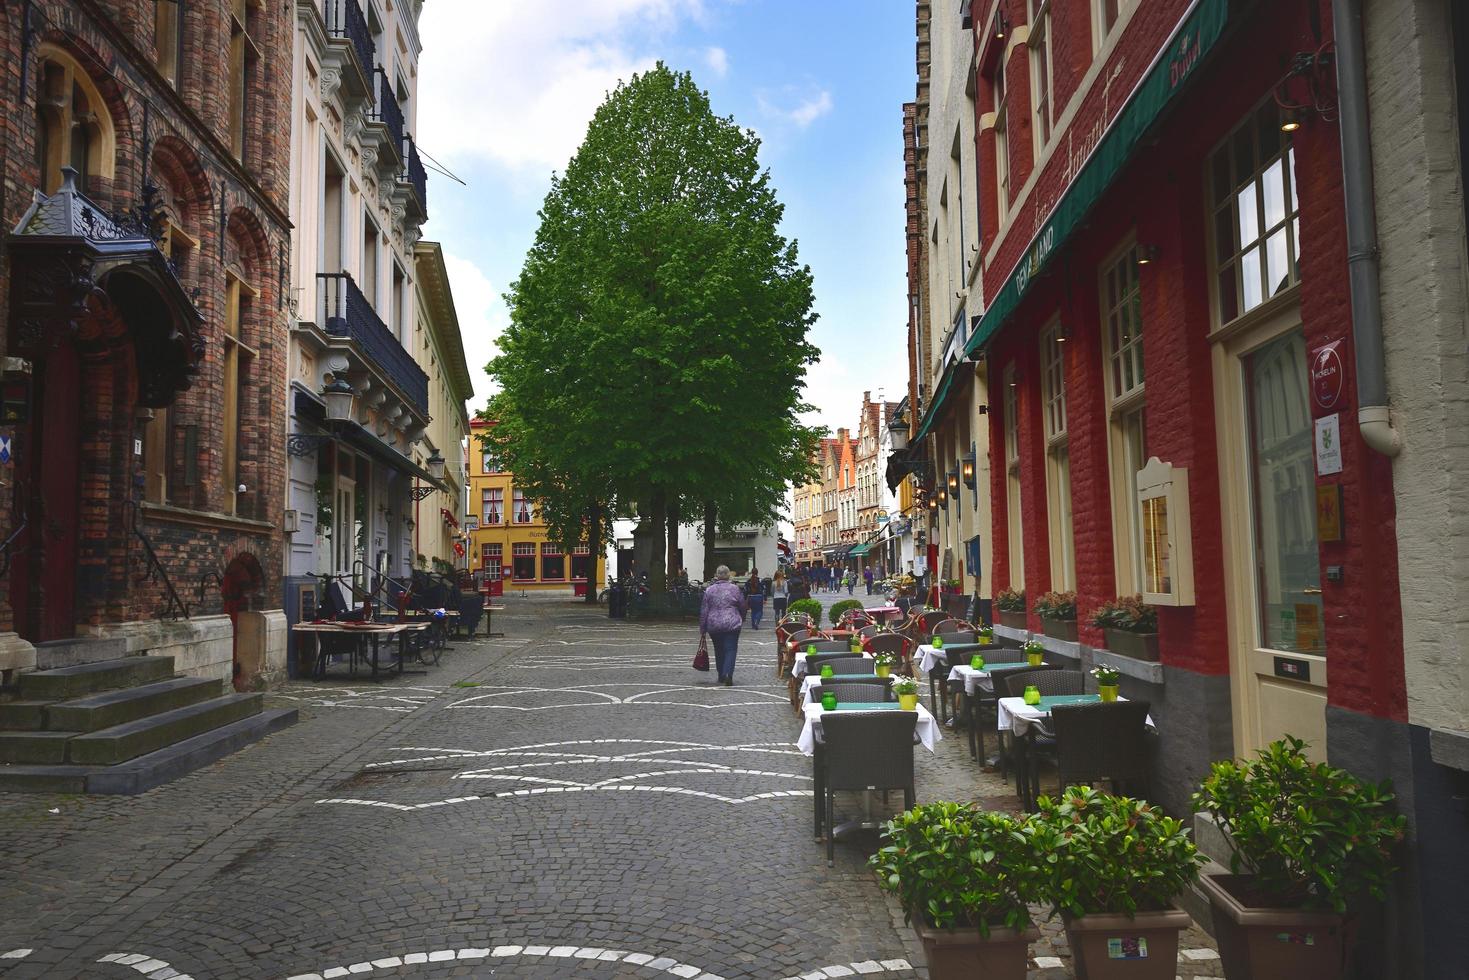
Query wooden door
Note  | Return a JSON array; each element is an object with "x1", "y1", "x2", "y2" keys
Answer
[{"x1": 31, "y1": 345, "x2": 81, "y2": 641}]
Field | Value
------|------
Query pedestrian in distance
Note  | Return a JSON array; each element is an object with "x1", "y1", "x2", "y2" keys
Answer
[
  {"x1": 699, "y1": 565, "x2": 748, "y2": 686},
  {"x1": 863, "y1": 566, "x2": 874, "y2": 595},
  {"x1": 771, "y1": 570, "x2": 789, "y2": 621},
  {"x1": 745, "y1": 568, "x2": 766, "y2": 629}
]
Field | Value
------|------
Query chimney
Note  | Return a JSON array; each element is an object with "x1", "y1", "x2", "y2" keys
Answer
[{"x1": 863, "y1": 390, "x2": 871, "y2": 404}]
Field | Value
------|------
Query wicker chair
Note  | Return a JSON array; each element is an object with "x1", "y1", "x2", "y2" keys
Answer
[
  {"x1": 856, "y1": 624, "x2": 882, "y2": 638},
  {"x1": 810, "y1": 677, "x2": 895, "y2": 703},
  {"x1": 991, "y1": 664, "x2": 1061, "y2": 780},
  {"x1": 781, "y1": 629, "x2": 828, "y2": 678},
  {"x1": 816, "y1": 655, "x2": 875, "y2": 676},
  {"x1": 1052, "y1": 700, "x2": 1153, "y2": 799},
  {"x1": 958, "y1": 648, "x2": 1029, "y2": 760},
  {"x1": 864, "y1": 632, "x2": 911, "y2": 674},
  {"x1": 934, "y1": 630, "x2": 979, "y2": 646},
  {"x1": 815, "y1": 710, "x2": 918, "y2": 865},
  {"x1": 996, "y1": 669, "x2": 1086, "y2": 808},
  {"x1": 928, "y1": 618, "x2": 967, "y2": 635}
]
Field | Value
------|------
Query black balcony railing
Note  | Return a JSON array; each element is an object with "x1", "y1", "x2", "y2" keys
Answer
[
  {"x1": 402, "y1": 137, "x2": 427, "y2": 218},
  {"x1": 324, "y1": 0, "x2": 374, "y2": 79},
  {"x1": 371, "y1": 68, "x2": 405, "y2": 161},
  {"x1": 317, "y1": 272, "x2": 428, "y2": 414}
]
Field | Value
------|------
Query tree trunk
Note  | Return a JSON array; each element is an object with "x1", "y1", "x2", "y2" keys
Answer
[
  {"x1": 584, "y1": 500, "x2": 602, "y2": 604},
  {"x1": 647, "y1": 488, "x2": 668, "y2": 594},
  {"x1": 665, "y1": 499, "x2": 680, "y2": 582},
  {"x1": 702, "y1": 499, "x2": 718, "y2": 582}
]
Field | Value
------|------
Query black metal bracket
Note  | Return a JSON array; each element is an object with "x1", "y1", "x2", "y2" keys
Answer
[
  {"x1": 287, "y1": 433, "x2": 332, "y2": 457},
  {"x1": 410, "y1": 485, "x2": 437, "y2": 501}
]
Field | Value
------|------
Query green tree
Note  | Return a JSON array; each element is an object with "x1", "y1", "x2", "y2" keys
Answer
[{"x1": 490, "y1": 63, "x2": 821, "y2": 594}]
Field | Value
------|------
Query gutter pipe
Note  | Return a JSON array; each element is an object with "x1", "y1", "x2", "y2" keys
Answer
[{"x1": 1333, "y1": 0, "x2": 1401, "y2": 456}]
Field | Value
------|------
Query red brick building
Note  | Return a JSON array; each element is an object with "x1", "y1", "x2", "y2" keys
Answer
[{"x1": 0, "y1": 0, "x2": 291, "y2": 685}]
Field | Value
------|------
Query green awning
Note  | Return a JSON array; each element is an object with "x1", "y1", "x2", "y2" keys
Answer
[
  {"x1": 965, "y1": 0, "x2": 1230, "y2": 358},
  {"x1": 913, "y1": 360, "x2": 961, "y2": 443},
  {"x1": 849, "y1": 543, "x2": 871, "y2": 557}
]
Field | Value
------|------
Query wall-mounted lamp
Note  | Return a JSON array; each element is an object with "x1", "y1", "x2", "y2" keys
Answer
[
  {"x1": 937, "y1": 485, "x2": 948, "y2": 508},
  {"x1": 322, "y1": 377, "x2": 356, "y2": 421},
  {"x1": 283, "y1": 509, "x2": 301, "y2": 535},
  {"x1": 947, "y1": 469, "x2": 960, "y2": 497},
  {"x1": 962, "y1": 451, "x2": 977, "y2": 490},
  {"x1": 993, "y1": 11, "x2": 1009, "y2": 42},
  {"x1": 1280, "y1": 109, "x2": 1302, "y2": 133},
  {"x1": 1055, "y1": 325, "x2": 1073, "y2": 343},
  {"x1": 1136, "y1": 245, "x2": 1161, "y2": 266},
  {"x1": 426, "y1": 451, "x2": 446, "y2": 480}
]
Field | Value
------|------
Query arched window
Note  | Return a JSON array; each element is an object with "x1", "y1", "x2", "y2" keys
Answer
[
  {"x1": 224, "y1": 214, "x2": 267, "y2": 517},
  {"x1": 34, "y1": 47, "x2": 115, "y2": 194}
]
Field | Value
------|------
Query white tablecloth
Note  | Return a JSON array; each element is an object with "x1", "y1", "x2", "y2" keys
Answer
[
  {"x1": 791, "y1": 652, "x2": 870, "y2": 678},
  {"x1": 996, "y1": 695, "x2": 1155, "y2": 736},
  {"x1": 796, "y1": 701, "x2": 941, "y2": 756},
  {"x1": 946, "y1": 664, "x2": 994, "y2": 696}
]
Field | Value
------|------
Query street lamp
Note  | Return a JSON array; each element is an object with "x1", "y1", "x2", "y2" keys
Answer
[
  {"x1": 962, "y1": 451, "x2": 976, "y2": 490},
  {"x1": 426, "y1": 450, "x2": 446, "y2": 480},
  {"x1": 322, "y1": 377, "x2": 356, "y2": 421}
]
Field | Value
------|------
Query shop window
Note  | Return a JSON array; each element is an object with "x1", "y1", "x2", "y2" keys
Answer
[
  {"x1": 571, "y1": 546, "x2": 592, "y2": 582},
  {"x1": 481, "y1": 487, "x2": 503, "y2": 525},
  {"x1": 1040, "y1": 322, "x2": 1074, "y2": 590},
  {"x1": 1003, "y1": 364, "x2": 1024, "y2": 587},
  {"x1": 228, "y1": 0, "x2": 260, "y2": 160},
  {"x1": 512, "y1": 489, "x2": 534, "y2": 524},
  {"x1": 155, "y1": 0, "x2": 183, "y2": 88},
  {"x1": 1210, "y1": 100, "x2": 1301, "y2": 326},
  {"x1": 35, "y1": 48, "x2": 114, "y2": 194},
  {"x1": 1100, "y1": 242, "x2": 1149, "y2": 592},
  {"x1": 1029, "y1": 0, "x2": 1054, "y2": 151},
  {"x1": 541, "y1": 544, "x2": 565, "y2": 581},
  {"x1": 511, "y1": 543, "x2": 535, "y2": 580},
  {"x1": 481, "y1": 543, "x2": 502, "y2": 579}
]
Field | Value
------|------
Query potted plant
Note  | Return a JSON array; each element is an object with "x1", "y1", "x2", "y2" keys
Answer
[
  {"x1": 874, "y1": 651, "x2": 896, "y2": 679},
  {"x1": 1028, "y1": 786, "x2": 1204, "y2": 980},
  {"x1": 787, "y1": 598, "x2": 823, "y2": 623},
  {"x1": 942, "y1": 577, "x2": 962, "y2": 594},
  {"x1": 1091, "y1": 662, "x2": 1121, "y2": 702},
  {"x1": 995, "y1": 588, "x2": 1027, "y2": 630},
  {"x1": 1022, "y1": 638, "x2": 1045, "y2": 668},
  {"x1": 1190, "y1": 736, "x2": 1406, "y2": 980},
  {"x1": 893, "y1": 676, "x2": 920, "y2": 711},
  {"x1": 830, "y1": 598, "x2": 863, "y2": 626},
  {"x1": 977, "y1": 623, "x2": 994, "y2": 645},
  {"x1": 1034, "y1": 591, "x2": 1078, "y2": 642},
  {"x1": 870, "y1": 802, "x2": 1042, "y2": 979},
  {"x1": 1089, "y1": 595, "x2": 1160, "y2": 662}
]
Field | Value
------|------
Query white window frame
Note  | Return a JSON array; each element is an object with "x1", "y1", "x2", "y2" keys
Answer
[
  {"x1": 1040, "y1": 320, "x2": 1074, "y2": 590},
  {"x1": 1028, "y1": 0, "x2": 1054, "y2": 154},
  {"x1": 992, "y1": 57, "x2": 1011, "y2": 225},
  {"x1": 1100, "y1": 238, "x2": 1148, "y2": 594},
  {"x1": 1003, "y1": 364, "x2": 1025, "y2": 588}
]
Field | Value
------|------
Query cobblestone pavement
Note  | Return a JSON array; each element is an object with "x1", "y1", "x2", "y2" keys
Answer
[{"x1": 0, "y1": 593, "x2": 1219, "y2": 979}]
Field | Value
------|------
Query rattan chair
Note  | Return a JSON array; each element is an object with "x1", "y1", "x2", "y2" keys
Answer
[
  {"x1": 991, "y1": 664, "x2": 1061, "y2": 780},
  {"x1": 810, "y1": 677, "x2": 895, "y2": 703},
  {"x1": 1001, "y1": 668, "x2": 1087, "y2": 697},
  {"x1": 1052, "y1": 700, "x2": 1153, "y2": 799},
  {"x1": 996, "y1": 669, "x2": 1086, "y2": 808},
  {"x1": 856, "y1": 624, "x2": 882, "y2": 638},
  {"x1": 864, "y1": 632, "x2": 911, "y2": 674},
  {"x1": 815, "y1": 710, "x2": 918, "y2": 865},
  {"x1": 927, "y1": 618, "x2": 966, "y2": 635},
  {"x1": 958, "y1": 648, "x2": 1029, "y2": 760}
]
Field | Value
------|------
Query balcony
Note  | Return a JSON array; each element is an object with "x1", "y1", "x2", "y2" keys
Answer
[
  {"x1": 316, "y1": 272, "x2": 427, "y2": 415},
  {"x1": 401, "y1": 136, "x2": 427, "y2": 221},
  {"x1": 370, "y1": 68, "x2": 405, "y2": 169},
  {"x1": 324, "y1": 0, "x2": 374, "y2": 83}
]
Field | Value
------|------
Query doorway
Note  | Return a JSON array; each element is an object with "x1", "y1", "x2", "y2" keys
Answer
[{"x1": 1214, "y1": 306, "x2": 1328, "y2": 760}]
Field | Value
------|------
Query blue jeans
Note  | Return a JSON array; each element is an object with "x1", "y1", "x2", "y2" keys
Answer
[
  {"x1": 748, "y1": 595, "x2": 765, "y2": 628},
  {"x1": 710, "y1": 629, "x2": 740, "y2": 680}
]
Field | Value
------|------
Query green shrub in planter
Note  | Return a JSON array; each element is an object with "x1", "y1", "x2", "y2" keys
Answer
[
  {"x1": 786, "y1": 598, "x2": 823, "y2": 622},
  {"x1": 829, "y1": 598, "x2": 864, "y2": 625}
]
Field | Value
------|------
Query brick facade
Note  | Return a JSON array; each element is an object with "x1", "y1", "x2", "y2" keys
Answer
[{"x1": 0, "y1": 1, "x2": 290, "y2": 664}]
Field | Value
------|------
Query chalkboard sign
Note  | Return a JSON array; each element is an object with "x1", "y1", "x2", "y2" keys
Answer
[
  {"x1": 298, "y1": 583, "x2": 318, "y2": 622},
  {"x1": 940, "y1": 547, "x2": 953, "y2": 584}
]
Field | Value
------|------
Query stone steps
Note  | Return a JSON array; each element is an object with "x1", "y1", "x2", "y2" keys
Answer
[
  {"x1": 19, "y1": 656, "x2": 176, "y2": 700},
  {"x1": 67, "y1": 693, "x2": 264, "y2": 766},
  {"x1": 0, "y1": 730, "x2": 76, "y2": 764},
  {"x1": 44, "y1": 676, "x2": 224, "y2": 733}
]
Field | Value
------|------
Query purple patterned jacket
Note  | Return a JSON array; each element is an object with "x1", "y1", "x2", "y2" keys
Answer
[{"x1": 700, "y1": 580, "x2": 748, "y2": 635}]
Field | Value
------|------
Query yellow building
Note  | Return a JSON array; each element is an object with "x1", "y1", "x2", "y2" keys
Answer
[{"x1": 465, "y1": 419, "x2": 606, "y2": 594}]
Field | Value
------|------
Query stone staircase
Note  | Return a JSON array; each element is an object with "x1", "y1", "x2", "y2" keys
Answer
[{"x1": 0, "y1": 655, "x2": 296, "y2": 794}]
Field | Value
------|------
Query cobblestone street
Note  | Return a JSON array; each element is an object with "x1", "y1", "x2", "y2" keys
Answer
[{"x1": 1, "y1": 596, "x2": 1220, "y2": 979}]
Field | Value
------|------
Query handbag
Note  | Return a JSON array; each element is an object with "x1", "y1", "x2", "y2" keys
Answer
[{"x1": 693, "y1": 638, "x2": 710, "y2": 672}]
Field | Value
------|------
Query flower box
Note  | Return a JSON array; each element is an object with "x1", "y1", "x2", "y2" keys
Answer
[
  {"x1": 1104, "y1": 628, "x2": 1160, "y2": 662},
  {"x1": 998, "y1": 609, "x2": 1027, "y2": 630},
  {"x1": 1041, "y1": 615, "x2": 1077, "y2": 642},
  {"x1": 1064, "y1": 908, "x2": 1193, "y2": 980},
  {"x1": 1199, "y1": 873, "x2": 1348, "y2": 980},
  {"x1": 914, "y1": 921, "x2": 1038, "y2": 980}
]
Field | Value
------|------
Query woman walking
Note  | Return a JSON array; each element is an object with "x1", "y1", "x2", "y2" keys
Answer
[
  {"x1": 771, "y1": 570, "x2": 789, "y2": 621},
  {"x1": 745, "y1": 568, "x2": 766, "y2": 629},
  {"x1": 700, "y1": 565, "x2": 748, "y2": 686}
]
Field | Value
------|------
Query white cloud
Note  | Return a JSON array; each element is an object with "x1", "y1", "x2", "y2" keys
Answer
[
  {"x1": 441, "y1": 252, "x2": 505, "y2": 411},
  {"x1": 417, "y1": 0, "x2": 713, "y2": 174},
  {"x1": 757, "y1": 88, "x2": 833, "y2": 129},
  {"x1": 703, "y1": 45, "x2": 729, "y2": 77}
]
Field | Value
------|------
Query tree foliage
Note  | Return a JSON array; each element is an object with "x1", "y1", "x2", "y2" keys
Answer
[{"x1": 488, "y1": 64, "x2": 822, "y2": 591}]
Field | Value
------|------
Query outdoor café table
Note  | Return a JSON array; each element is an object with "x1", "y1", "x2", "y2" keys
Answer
[
  {"x1": 392, "y1": 609, "x2": 458, "y2": 653},
  {"x1": 947, "y1": 664, "x2": 994, "y2": 760},
  {"x1": 482, "y1": 603, "x2": 505, "y2": 638},
  {"x1": 997, "y1": 695, "x2": 1155, "y2": 809},
  {"x1": 291, "y1": 622, "x2": 430, "y2": 681},
  {"x1": 791, "y1": 652, "x2": 871, "y2": 679},
  {"x1": 864, "y1": 605, "x2": 904, "y2": 624},
  {"x1": 915, "y1": 641, "x2": 997, "y2": 675},
  {"x1": 797, "y1": 699, "x2": 941, "y2": 839}
]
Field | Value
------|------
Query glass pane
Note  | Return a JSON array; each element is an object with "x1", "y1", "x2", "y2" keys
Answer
[
  {"x1": 1232, "y1": 126, "x2": 1255, "y2": 185},
  {"x1": 1284, "y1": 146, "x2": 1297, "y2": 216},
  {"x1": 1262, "y1": 159, "x2": 1286, "y2": 230},
  {"x1": 1237, "y1": 184, "x2": 1260, "y2": 245},
  {"x1": 1211, "y1": 146, "x2": 1232, "y2": 205},
  {"x1": 1266, "y1": 228, "x2": 1290, "y2": 296},
  {"x1": 1246, "y1": 330, "x2": 1323, "y2": 655},
  {"x1": 1241, "y1": 246, "x2": 1263, "y2": 312},
  {"x1": 1218, "y1": 264, "x2": 1239, "y2": 323},
  {"x1": 1141, "y1": 495, "x2": 1172, "y2": 595},
  {"x1": 1255, "y1": 103, "x2": 1281, "y2": 162},
  {"x1": 1214, "y1": 205, "x2": 1235, "y2": 259}
]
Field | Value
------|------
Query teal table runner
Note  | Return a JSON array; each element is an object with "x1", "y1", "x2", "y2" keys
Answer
[{"x1": 1036, "y1": 694, "x2": 1102, "y2": 710}]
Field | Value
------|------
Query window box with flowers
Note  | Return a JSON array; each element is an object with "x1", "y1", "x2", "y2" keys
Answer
[
  {"x1": 995, "y1": 589, "x2": 1027, "y2": 630},
  {"x1": 1089, "y1": 595, "x2": 1160, "y2": 662},
  {"x1": 1033, "y1": 591, "x2": 1077, "y2": 642}
]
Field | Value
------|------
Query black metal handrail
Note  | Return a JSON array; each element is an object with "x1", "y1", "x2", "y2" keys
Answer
[
  {"x1": 125, "y1": 500, "x2": 190, "y2": 620},
  {"x1": 0, "y1": 519, "x2": 26, "y2": 578},
  {"x1": 316, "y1": 271, "x2": 428, "y2": 413},
  {"x1": 371, "y1": 68, "x2": 405, "y2": 161},
  {"x1": 402, "y1": 137, "x2": 428, "y2": 218},
  {"x1": 324, "y1": 0, "x2": 374, "y2": 79}
]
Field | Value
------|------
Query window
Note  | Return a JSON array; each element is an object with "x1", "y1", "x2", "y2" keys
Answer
[
  {"x1": 1100, "y1": 243, "x2": 1148, "y2": 592},
  {"x1": 511, "y1": 543, "x2": 535, "y2": 580},
  {"x1": 391, "y1": 261, "x2": 407, "y2": 343},
  {"x1": 1003, "y1": 365, "x2": 1025, "y2": 587},
  {"x1": 223, "y1": 267, "x2": 259, "y2": 516},
  {"x1": 322, "y1": 150, "x2": 345, "y2": 273},
  {"x1": 142, "y1": 185, "x2": 199, "y2": 505},
  {"x1": 1210, "y1": 101, "x2": 1301, "y2": 325},
  {"x1": 35, "y1": 49, "x2": 112, "y2": 194},
  {"x1": 571, "y1": 546, "x2": 592, "y2": 582},
  {"x1": 482, "y1": 449, "x2": 501, "y2": 473},
  {"x1": 227, "y1": 0, "x2": 259, "y2": 160},
  {"x1": 541, "y1": 544, "x2": 565, "y2": 581},
  {"x1": 512, "y1": 489, "x2": 534, "y2": 524},
  {"x1": 1040, "y1": 322, "x2": 1074, "y2": 589},
  {"x1": 155, "y1": 0, "x2": 183, "y2": 88},
  {"x1": 362, "y1": 216, "x2": 379, "y2": 307},
  {"x1": 481, "y1": 488, "x2": 503, "y2": 525},
  {"x1": 481, "y1": 543, "x2": 502, "y2": 579},
  {"x1": 992, "y1": 59, "x2": 1010, "y2": 223},
  {"x1": 1029, "y1": 0, "x2": 1054, "y2": 150},
  {"x1": 1094, "y1": 0, "x2": 1122, "y2": 51}
]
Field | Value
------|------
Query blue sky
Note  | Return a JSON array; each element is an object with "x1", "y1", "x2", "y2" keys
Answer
[{"x1": 417, "y1": 0, "x2": 914, "y2": 435}]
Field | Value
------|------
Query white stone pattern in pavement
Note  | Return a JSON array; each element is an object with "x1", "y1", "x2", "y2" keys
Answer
[
  {"x1": 446, "y1": 682, "x2": 788, "y2": 710},
  {"x1": 96, "y1": 952, "x2": 195, "y2": 979}
]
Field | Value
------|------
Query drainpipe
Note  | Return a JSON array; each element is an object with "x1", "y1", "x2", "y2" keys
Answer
[{"x1": 1333, "y1": 0, "x2": 1401, "y2": 456}]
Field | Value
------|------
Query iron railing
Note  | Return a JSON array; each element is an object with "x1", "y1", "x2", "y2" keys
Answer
[
  {"x1": 125, "y1": 501, "x2": 190, "y2": 620},
  {"x1": 371, "y1": 68, "x2": 404, "y2": 162},
  {"x1": 402, "y1": 137, "x2": 427, "y2": 218},
  {"x1": 316, "y1": 272, "x2": 428, "y2": 414},
  {"x1": 324, "y1": 0, "x2": 374, "y2": 80}
]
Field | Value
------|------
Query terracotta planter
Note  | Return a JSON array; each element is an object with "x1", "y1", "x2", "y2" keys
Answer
[
  {"x1": 1064, "y1": 908, "x2": 1192, "y2": 980},
  {"x1": 1104, "y1": 628, "x2": 1160, "y2": 662},
  {"x1": 914, "y1": 921, "x2": 1038, "y2": 980},
  {"x1": 1042, "y1": 615, "x2": 1078, "y2": 642},
  {"x1": 1200, "y1": 873, "x2": 1349, "y2": 980},
  {"x1": 998, "y1": 609, "x2": 1028, "y2": 630}
]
